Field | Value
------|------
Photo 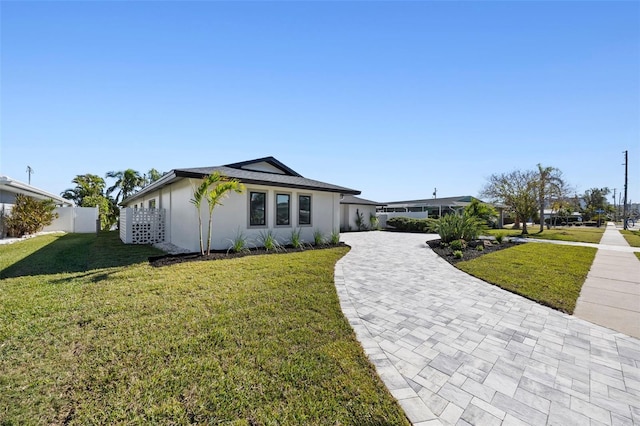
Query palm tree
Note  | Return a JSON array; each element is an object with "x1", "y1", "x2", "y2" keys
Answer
[
  {"x1": 190, "y1": 179, "x2": 209, "y2": 255},
  {"x1": 204, "y1": 173, "x2": 245, "y2": 255},
  {"x1": 536, "y1": 164, "x2": 565, "y2": 233},
  {"x1": 105, "y1": 169, "x2": 145, "y2": 204},
  {"x1": 190, "y1": 172, "x2": 245, "y2": 256}
]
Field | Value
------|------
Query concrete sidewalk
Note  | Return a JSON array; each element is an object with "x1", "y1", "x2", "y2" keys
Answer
[{"x1": 574, "y1": 223, "x2": 640, "y2": 339}]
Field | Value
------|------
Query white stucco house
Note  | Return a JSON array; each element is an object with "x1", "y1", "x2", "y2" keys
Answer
[
  {"x1": 340, "y1": 195, "x2": 384, "y2": 231},
  {"x1": 0, "y1": 175, "x2": 74, "y2": 238},
  {"x1": 119, "y1": 157, "x2": 361, "y2": 252}
]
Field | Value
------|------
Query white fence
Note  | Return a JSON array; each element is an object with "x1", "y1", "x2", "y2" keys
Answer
[
  {"x1": 120, "y1": 208, "x2": 166, "y2": 244},
  {"x1": 43, "y1": 207, "x2": 99, "y2": 233}
]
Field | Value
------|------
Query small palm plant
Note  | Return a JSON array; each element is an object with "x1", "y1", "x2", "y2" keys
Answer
[
  {"x1": 227, "y1": 228, "x2": 252, "y2": 254},
  {"x1": 313, "y1": 229, "x2": 325, "y2": 246},
  {"x1": 258, "y1": 230, "x2": 284, "y2": 252},
  {"x1": 330, "y1": 230, "x2": 340, "y2": 245}
]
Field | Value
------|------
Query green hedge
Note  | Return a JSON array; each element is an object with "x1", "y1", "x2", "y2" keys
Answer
[{"x1": 386, "y1": 217, "x2": 437, "y2": 233}]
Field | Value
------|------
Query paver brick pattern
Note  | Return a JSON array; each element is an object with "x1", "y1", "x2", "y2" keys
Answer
[{"x1": 335, "y1": 231, "x2": 640, "y2": 426}]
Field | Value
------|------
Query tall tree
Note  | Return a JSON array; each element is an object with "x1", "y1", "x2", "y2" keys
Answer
[
  {"x1": 61, "y1": 174, "x2": 106, "y2": 206},
  {"x1": 147, "y1": 168, "x2": 163, "y2": 184},
  {"x1": 480, "y1": 169, "x2": 538, "y2": 235},
  {"x1": 105, "y1": 169, "x2": 145, "y2": 204},
  {"x1": 581, "y1": 188, "x2": 611, "y2": 222},
  {"x1": 536, "y1": 164, "x2": 565, "y2": 232}
]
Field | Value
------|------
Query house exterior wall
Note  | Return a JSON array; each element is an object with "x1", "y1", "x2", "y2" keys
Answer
[
  {"x1": 341, "y1": 204, "x2": 377, "y2": 231},
  {"x1": 121, "y1": 179, "x2": 341, "y2": 251}
]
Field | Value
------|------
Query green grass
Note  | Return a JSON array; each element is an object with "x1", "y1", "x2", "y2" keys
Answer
[
  {"x1": 0, "y1": 232, "x2": 409, "y2": 425},
  {"x1": 483, "y1": 226, "x2": 604, "y2": 244},
  {"x1": 620, "y1": 229, "x2": 640, "y2": 247},
  {"x1": 457, "y1": 243, "x2": 597, "y2": 314},
  {"x1": 635, "y1": 252, "x2": 640, "y2": 261}
]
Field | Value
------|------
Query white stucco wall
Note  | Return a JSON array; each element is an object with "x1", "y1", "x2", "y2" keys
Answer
[
  {"x1": 42, "y1": 207, "x2": 98, "y2": 233},
  {"x1": 123, "y1": 179, "x2": 342, "y2": 251},
  {"x1": 340, "y1": 204, "x2": 377, "y2": 231}
]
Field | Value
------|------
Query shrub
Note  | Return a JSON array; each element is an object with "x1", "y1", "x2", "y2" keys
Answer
[
  {"x1": 369, "y1": 213, "x2": 380, "y2": 230},
  {"x1": 386, "y1": 217, "x2": 438, "y2": 233},
  {"x1": 449, "y1": 239, "x2": 466, "y2": 251},
  {"x1": 495, "y1": 234, "x2": 504, "y2": 244},
  {"x1": 476, "y1": 245, "x2": 484, "y2": 251},
  {"x1": 436, "y1": 213, "x2": 484, "y2": 243},
  {"x1": 5, "y1": 194, "x2": 58, "y2": 237},
  {"x1": 453, "y1": 250, "x2": 464, "y2": 259},
  {"x1": 330, "y1": 230, "x2": 340, "y2": 245}
]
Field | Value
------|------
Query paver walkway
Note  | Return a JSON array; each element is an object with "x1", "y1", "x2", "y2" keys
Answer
[
  {"x1": 574, "y1": 223, "x2": 640, "y2": 339},
  {"x1": 335, "y1": 231, "x2": 640, "y2": 425}
]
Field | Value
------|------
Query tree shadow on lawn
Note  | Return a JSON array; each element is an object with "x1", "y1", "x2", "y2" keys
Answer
[{"x1": 0, "y1": 232, "x2": 162, "y2": 279}]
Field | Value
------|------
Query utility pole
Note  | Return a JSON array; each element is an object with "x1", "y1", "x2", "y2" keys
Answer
[
  {"x1": 623, "y1": 150, "x2": 628, "y2": 230},
  {"x1": 26, "y1": 166, "x2": 34, "y2": 185},
  {"x1": 432, "y1": 188, "x2": 437, "y2": 199},
  {"x1": 613, "y1": 188, "x2": 617, "y2": 223}
]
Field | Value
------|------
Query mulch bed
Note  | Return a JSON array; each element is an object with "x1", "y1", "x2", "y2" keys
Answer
[
  {"x1": 149, "y1": 243, "x2": 348, "y2": 267},
  {"x1": 427, "y1": 238, "x2": 522, "y2": 264}
]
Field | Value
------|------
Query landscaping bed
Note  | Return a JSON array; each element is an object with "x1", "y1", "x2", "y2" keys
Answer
[
  {"x1": 149, "y1": 243, "x2": 348, "y2": 267},
  {"x1": 427, "y1": 238, "x2": 522, "y2": 264}
]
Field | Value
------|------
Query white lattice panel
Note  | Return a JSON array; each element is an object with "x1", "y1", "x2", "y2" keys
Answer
[{"x1": 121, "y1": 208, "x2": 165, "y2": 244}]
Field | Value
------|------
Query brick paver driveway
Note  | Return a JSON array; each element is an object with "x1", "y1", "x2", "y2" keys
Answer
[{"x1": 335, "y1": 231, "x2": 640, "y2": 425}]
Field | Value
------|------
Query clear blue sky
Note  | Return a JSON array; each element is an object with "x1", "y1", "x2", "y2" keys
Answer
[{"x1": 1, "y1": 1, "x2": 638, "y2": 205}]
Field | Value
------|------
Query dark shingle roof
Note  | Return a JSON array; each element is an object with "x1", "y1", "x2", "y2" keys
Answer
[
  {"x1": 340, "y1": 195, "x2": 385, "y2": 206},
  {"x1": 121, "y1": 157, "x2": 359, "y2": 205}
]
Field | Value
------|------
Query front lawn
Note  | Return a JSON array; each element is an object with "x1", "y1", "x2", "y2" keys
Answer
[
  {"x1": 620, "y1": 229, "x2": 640, "y2": 247},
  {"x1": 0, "y1": 233, "x2": 409, "y2": 425},
  {"x1": 483, "y1": 226, "x2": 604, "y2": 244},
  {"x1": 456, "y1": 243, "x2": 597, "y2": 314}
]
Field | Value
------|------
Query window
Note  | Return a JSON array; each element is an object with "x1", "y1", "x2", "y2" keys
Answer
[
  {"x1": 276, "y1": 193, "x2": 291, "y2": 226},
  {"x1": 298, "y1": 195, "x2": 311, "y2": 226},
  {"x1": 249, "y1": 191, "x2": 266, "y2": 227},
  {"x1": 148, "y1": 199, "x2": 156, "y2": 209}
]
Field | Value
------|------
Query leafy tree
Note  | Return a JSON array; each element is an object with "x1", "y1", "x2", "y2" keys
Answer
[
  {"x1": 5, "y1": 194, "x2": 58, "y2": 237},
  {"x1": 536, "y1": 164, "x2": 565, "y2": 232},
  {"x1": 105, "y1": 169, "x2": 145, "y2": 204},
  {"x1": 480, "y1": 169, "x2": 538, "y2": 235},
  {"x1": 581, "y1": 188, "x2": 611, "y2": 223}
]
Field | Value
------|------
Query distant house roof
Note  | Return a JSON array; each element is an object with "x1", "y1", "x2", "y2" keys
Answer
[
  {"x1": 0, "y1": 175, "x2": 72, "y2": 206},
  {"x1": 340, "y1": 195, "x2": 385, "y2": 206},
  {"x1": 384, "y1": 195, "x2": 479, "y2": 208},
  {"x1": 122, "y1": 156, "x2": 360, "y2": 205}
]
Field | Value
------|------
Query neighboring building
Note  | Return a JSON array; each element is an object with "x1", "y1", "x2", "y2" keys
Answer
[
  {"x1": 378, "y1": 195, "x2": 505, "y2": 228},
  {"x1": 0, "y1": 176, "x2": 73, "y2": 238},
  {"x1": 119, "y1": 157, "x2": 360, "y2": 251},
  {"x1": 340, "y1": 195, "x2": 385, "y2": 231}
]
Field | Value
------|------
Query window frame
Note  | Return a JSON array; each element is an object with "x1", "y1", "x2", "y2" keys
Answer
[
  {"x1": 298, "y1": 194, "x2": 312, "y2": 227},
  {"x1": 275, "y1": 192, "x2": 292, "y2": 228},
  {"x1": 248, "y1": 191, "x2": 268, "y2": 228}
]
